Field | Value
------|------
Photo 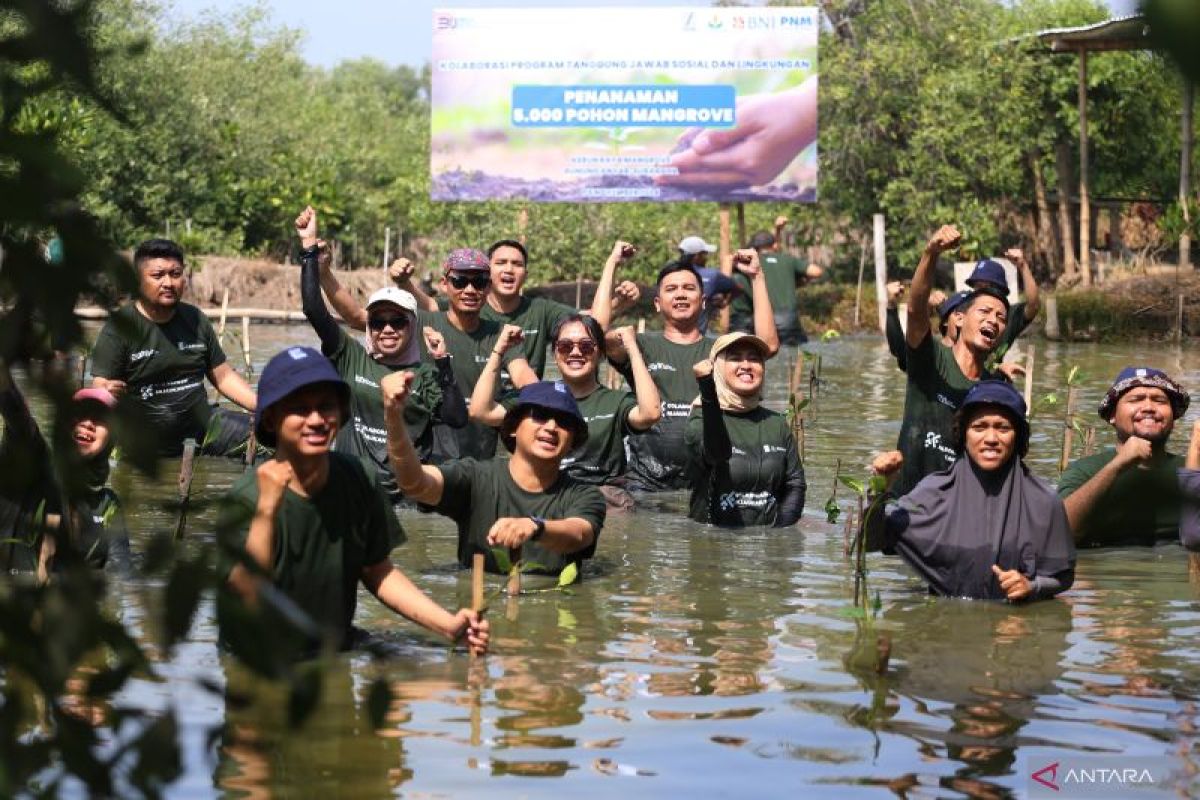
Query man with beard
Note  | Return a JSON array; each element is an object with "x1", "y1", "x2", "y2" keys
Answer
[
  {"x1": 894, "y1": 225, "x2": 1009, "y2": 496},
  {"x1": 90, "y1": 239, "x2": 257, "y2": 456},
  {"x1": 604, "y1": 252, "x2": 779, "y2": 492},
  {"x1": 1059, "y1": 368, "x2": 1191, "y2": 547}
]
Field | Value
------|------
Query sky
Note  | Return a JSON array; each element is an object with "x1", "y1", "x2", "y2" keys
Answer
[{"x1": 166, "y1": 0, "x2": 1142, "y2": 69}]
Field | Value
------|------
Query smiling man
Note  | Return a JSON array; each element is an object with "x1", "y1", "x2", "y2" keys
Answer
[
  {"x1": 894, "y1": 225, "x2": 1010, "y2": 496},
  {"x1": 417, "y1": 248, "x2": 537, "y2": 460},
  {"x1": 219, "y1": 346, "x2": 488, "y2": 658},
  {"x1": 1059, "y1": 368, "x2": 1191, "y2": 547},
  {"x1": 91, "y1": 239, "x2": 256, "y2": 456},
  {"x1": 383, "y1": 374, "x2": 605, "y2": 578},
  {"x1": 604, "y1": 253, "x2": 779, "y2": 492}
]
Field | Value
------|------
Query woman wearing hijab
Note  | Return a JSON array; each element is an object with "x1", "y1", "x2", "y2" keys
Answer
[
  {"x1": 868, "y1": 380, "x2": 1075, "y2": 601},
  {"x1": 1, "y1": 361, "x2": 131, "y2": 578},
  {"x1": 468, "y1": 313, "x2": 661, "y2": 510},
  {"x1": 685, "y1": 332, "x2": 806, "y2": 528},
  {"x1": 296, "y1": 207, "x2": 465, "y2": 504}
]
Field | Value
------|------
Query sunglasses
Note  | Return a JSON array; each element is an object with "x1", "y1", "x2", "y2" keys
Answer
[
  {"x1": 447, "y1": 273, "x2": 490, "y2": 290},
  {"x1": 554, "y1": 338, "x2": 597, "y2": 357},
  {"x1": 527, "y1": 407, "x2": 576, "y2": 430},
  {"x1": 368, "y1": 315, "x2": 410, "y2": 331}
]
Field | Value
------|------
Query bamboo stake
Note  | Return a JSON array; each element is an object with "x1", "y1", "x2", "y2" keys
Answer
[
  {"x1": 1059, "y1": 385, "x2": 1077, "y2": 473},
  {"x1": 173, "y1": 438, "x2": 197, "y2": 540},
  {"x1": 637, "y1": 317, "x2": 646, "y2": 334},
  {"x1": 217, "y1": 287, "x2": 231, "y2": 344},
  {"x1": 790, "y1": 350, "x2": 806, "y2": 396},
  {"x1": 471, "y1": 553, "x2": 485, "y2": 660},
  {"x1": 575, "y1": 273, "x2": 583, "y2": 310},
  {"x1": 241, "y1": 317, "x2": 253, "y2": 380},
  {"x1": 1023, "y1": 345, "x2": 1036, "y2": 411},
  {"x1": 506, "y1": 547, "x2": 520, "y2": 597},
  {"x1": 244, "y1": 428, "x2": 257, "y2": 471}
]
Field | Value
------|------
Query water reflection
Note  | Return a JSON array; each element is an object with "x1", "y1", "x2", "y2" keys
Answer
[{"x1": 31, "y1": 327, "x2": 1195, "y2": 795}]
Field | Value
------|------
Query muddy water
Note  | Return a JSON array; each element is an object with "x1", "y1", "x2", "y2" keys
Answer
[{"x1": 69, "y1": 327, "x2": 1200, "y2": 796}]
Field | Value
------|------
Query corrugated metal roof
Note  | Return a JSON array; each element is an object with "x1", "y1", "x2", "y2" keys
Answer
[{"x1": 1035, "y1": 14, "x2": 1152, "y2": 52}]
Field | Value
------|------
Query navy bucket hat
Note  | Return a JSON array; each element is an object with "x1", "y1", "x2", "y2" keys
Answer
[
  {"x1": 1097, "y1": 367, "x2": 1190, "y2": 421},
  {"x1": 966, "y1": 259, "x2": 1009, "y2": 293},
  {"x1": 254, "y1": 346, "x2": 350, "y2": 448},
  {"x1": 500, "y1": 381, "x2": 588, "y2": 453},
  {"x1": 937, "y1": 290, "x2": 973, "y2": 334},
  {"x1": 956, "y1": 379, "x2": 1030, "y2": 456}
]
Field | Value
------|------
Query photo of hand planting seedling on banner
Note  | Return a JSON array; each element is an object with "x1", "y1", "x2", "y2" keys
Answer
[{"x1": 431, "y1": 6, "x2": 818, "y2": 203}]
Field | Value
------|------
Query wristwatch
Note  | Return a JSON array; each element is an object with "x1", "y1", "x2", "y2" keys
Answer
[{"x1": 528, "y1": 515, "x2": 546, "y2": 541}]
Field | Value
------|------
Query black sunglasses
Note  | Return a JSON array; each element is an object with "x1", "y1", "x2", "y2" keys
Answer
[
  {"x1": 447, "y1": 273, "x2": 490, "y2": 290},
  {"x1": 368, "y1": 315, "x2": 410, "y2": 331},
  {"x1": 554, "y1": 339, "x2": 597, "y2": 357},
  {"x1": 527, "y1": 407, "x2": 576, "y2": 430}
]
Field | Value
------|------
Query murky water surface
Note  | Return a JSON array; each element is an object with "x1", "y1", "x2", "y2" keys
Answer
[{"x1": 37, "y1": 327, "x2": 1200, "y2": 796}]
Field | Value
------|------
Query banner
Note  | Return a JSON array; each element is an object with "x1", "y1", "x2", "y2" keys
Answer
[{"x1": 431, "y1": 7, "x2": 818, "y2": 203}]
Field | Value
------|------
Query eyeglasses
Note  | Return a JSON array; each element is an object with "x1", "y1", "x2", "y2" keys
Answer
[
  {"x1": 447, "y1": 273, "x2": 490, "y2": 291},
  {"x1": 554, "y1": 339, "x2": 597, "y2": 357},
  {"x1": 368, "y1": 315, "x2": 410, "y2": 331},
  {"x1": 528, "y1": 407, "x2": 576, "y2": 430}
]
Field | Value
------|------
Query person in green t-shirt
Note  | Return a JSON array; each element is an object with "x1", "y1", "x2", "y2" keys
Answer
[
  {"x1": 469, "y1": 314, "x2": 661, "y2": 511},
  {"x1": 219, "y1": 346, "x2": 487, "y2": 661},
  {"x1": 884, "y1": 281, "x2": 954, "y2": 373},
  {"x1": 478, "y1": 239, "x2": 639, "y2": 378},
  {"x1": 0, "y1": 366, "x2": 131, "y2": 580},
  {"x1": 963, "y1": 250, "x2": 1041, "y2": 357},
  {"x1": 729, "y1": 216, "x2": 822, "y2": 345},
  {"x1": 605, "y1": 253, "x2": 780, "y2": 492},
  {"x1": 686, "y1": 333, "x2": 805, "y2": 528},
  {"x1": 894, "y1": 225, "x2": 1011, "y2": 496},
  {"x1": 384, "y1": 374, "x2": 605, "y2": 578},
  {"x1": 90, "y1": 238, "x2": 257, "y2": 457},
  {"x1": 1059, "y1": 367, "x2": 1191, "y2": 547},
  {"x1": 294, "y1": 207, "x2": 465, "y2": 502}
]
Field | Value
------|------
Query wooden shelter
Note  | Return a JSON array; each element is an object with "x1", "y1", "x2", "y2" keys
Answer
[{"x1": 1035, "y1": 15, "x2": 1194, "y2": 280}]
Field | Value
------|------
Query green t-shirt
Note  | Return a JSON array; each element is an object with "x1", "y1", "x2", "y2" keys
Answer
[
  {"x1": 327, "y1": 327, "x2": 445, "y2": 497},
  {"x1": 434, "y1": 458, "x2": 605, "y2": 575},
  {"x1": 217, "y1": 453, "x2": 403, "y2": 651},
  {"x1": 481, "y1": 295, "x2": 575, "y2": 378},
  {"x1": 895, "y1": 332, "x2": 983, "y2": 496},
  {"x1": 619, "y1": 332, "x2": 713, "y2": 491},
  {"x1": 501, "y1": 385, "x2": 637, "y2": 485},
  {"x1": 685, "y1": 406, "x2": 803, "y2": 527},
  {"x1": 730, "y1": 252, "x2": 804, "y2": 320},
  {"x1": 1058, "y1": 448, "x2": 1185, "y2": 547},
  {"x1": 90, "y1": 302, "x2": 226, "y2": 455},
  {"x1": 417, "y1": 310, "x2": 522, "y2": 460}
]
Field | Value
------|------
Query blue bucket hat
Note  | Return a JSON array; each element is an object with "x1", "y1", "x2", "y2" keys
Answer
[
  {"x1": 957, "y1": 379, "x2": 1030, "y2": 455},
  {"x1": 500, "y1": 381, "x2": 588, "y2": 453},
  {"x1": 254, "y1": 346, "x2": 350, "y2": 448},
  {"x1": 1098, "y1": 367, "x2": 1190, "y2": 421},
  {"x1": 937, "y1": 290, "x2": 973, "y2": 333},
  {"x1": 966, "y1": 259, "x2": 1009, "y2": 293}
]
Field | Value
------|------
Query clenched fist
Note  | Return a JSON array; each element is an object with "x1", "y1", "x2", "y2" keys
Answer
[
  {"x1": 925, "y1": 225, "x2": 962, "y2": 256},
  {"x1": 381, "y1": 370, "x2": 415, "y2": 411}
]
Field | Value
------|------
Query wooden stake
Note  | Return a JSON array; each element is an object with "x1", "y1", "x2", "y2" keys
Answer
[
  {"x1": 637, "y1": 317, "x2": 646, "y2": 334},
  {"x1": 1059, "y1": 385, "x2": 1077, "y2": 473},
  {"x1": 1177, "y1": 293, "x2": 1185, "y2": 344},
  {"x1": 735, "y1": 202, "x2": 746, "y2": 249},
  {"x1": 471, "y1": 553, "x2": 485, "y2": 660},
  {"x1": 718, "y1": 203, "x2": 733, "y2": 333},
  {"x1": 217, "y1": 287, "x2": 231, "y2": 344},
  {"x1": 1023, "y1": 345, "x2": 1036, "y2": 411},
  {"x1": 575, "y1": 273, "x2": 583, "y2": 310},
  {"x1": 790, "y1": 350, "x2": 806, "y2": 396},
  {"x1": 506, "y1": 547, "x2": 520, "y2": 597},
  {"x1": 517, "y1": 207, "x2": 528, "y2": 245},
  {"x1": 854, "y1": 235, "x2": 867, "y2": 329},
  {"x1": 873, "y1": 214, "x2": 888, "y2": 333},
  {"x1": 173, "y1": 438, "x2": 197, "y2": 540},
  {"x1": 241, "y1": 316, "x2": 253, "y2": 380}
]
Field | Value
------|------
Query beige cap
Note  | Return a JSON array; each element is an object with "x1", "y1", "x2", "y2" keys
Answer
[{"x1": 709, "y1": 331, "x2": 770, "y2": 361}]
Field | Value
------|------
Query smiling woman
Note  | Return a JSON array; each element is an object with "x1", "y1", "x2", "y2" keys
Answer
[{"x1": 868, "y1": 380, "x2": 1076, "y2": 602}]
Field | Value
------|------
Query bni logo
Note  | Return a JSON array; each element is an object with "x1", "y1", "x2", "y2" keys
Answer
[{"x1": 435, "y1": 13, "x2": 473, "y2": 31}]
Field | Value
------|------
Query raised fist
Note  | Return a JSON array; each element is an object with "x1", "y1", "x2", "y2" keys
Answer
[
  {"x1": 693, "y1": 359, "x2": 714, "y2": 380},
  {"x1": 422, "y1": 326, "x2": 447, "y2": 359},
  {"x1": 610, "y1": 240, "x2": 636, "y2": 262},
  {"x1": 295, "y1": 206, "x2": 318, "y2": 246},
  {"x1": 388, "y1": 257, "x2": 416, "y2": 286},
  {"x1": 381, "y1": 370, "x2": 415, "y2": 411},
  {"x1": 495, "y1": 324, "x2": 524, "y2": 355},
  {"x1": 733, "y1": 248, "x2": 760, "y2": 277},
  {"x1": 925, "y1": 225, "x2": 962, "y2": 255},
  {"x1": 870, "y1": 450, "x2": 904, "y2": 476}
]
